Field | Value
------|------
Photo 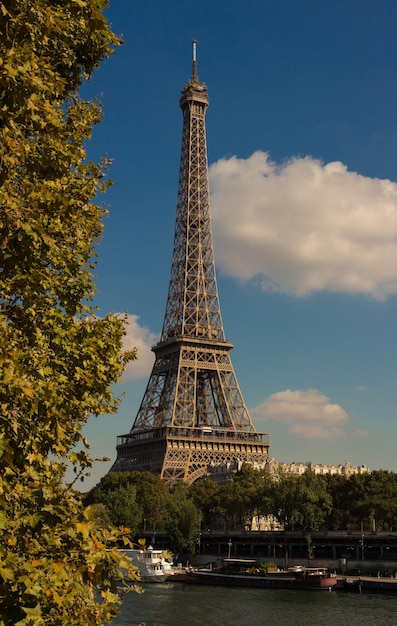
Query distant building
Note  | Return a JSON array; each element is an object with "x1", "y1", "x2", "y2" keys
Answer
[
  {"x1": 205, "y1": 459, "x2": 369, "y2": 482},
  {"x1": 269, "y1": 460, "x2": 370, "y2": 477},
  {"x1": 206, "y1": 459, "x2": 267, "y2": 482}
]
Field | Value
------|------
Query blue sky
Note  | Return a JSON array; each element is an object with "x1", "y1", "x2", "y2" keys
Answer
[{"x1": 80, "y1": 0, "x2": 397, "y2": 489}]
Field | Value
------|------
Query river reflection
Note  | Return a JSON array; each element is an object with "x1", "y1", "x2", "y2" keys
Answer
[{"x1": 112, "y1": 581, "x2": 397, "y2": 626}]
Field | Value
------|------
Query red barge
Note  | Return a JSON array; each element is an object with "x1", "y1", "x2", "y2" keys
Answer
[{"x1": 185, "y1": 560, "x2": 337, "y2": 591}]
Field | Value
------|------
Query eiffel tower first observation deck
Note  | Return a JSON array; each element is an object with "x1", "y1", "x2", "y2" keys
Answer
[{"x1": 112, "y1": 42, "x2": 270, "y2": 484}]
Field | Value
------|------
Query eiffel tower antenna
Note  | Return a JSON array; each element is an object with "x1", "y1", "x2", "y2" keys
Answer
[
  {"x1": 112, "y1": 43, "x2": 270, "y2": 484},
  {"x1": 192, "y1": 39, "x2": 198, "y2": 79}
]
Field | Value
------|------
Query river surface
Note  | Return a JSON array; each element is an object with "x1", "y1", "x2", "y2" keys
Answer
[{"x1": 112, "y1": 581, "x2": 397, "y2": 626}]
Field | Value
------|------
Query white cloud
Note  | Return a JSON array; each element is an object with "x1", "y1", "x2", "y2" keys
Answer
[
  {"x1": 353, "y1": 429, "x2": 370, "y2": 437},
  {"x1": 209, "y1": 151, "x2": 397, "y2": 299},
  {"x1": 119, "y1": 313, "x2": 157, "y2": 379},
  {"x1": 251, "y1": 388, "x2": 350, "y2": 439}
]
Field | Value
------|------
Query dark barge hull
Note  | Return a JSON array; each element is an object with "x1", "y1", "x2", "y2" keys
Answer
[{"x1": 185, "y1": 570, "x2": 337, "y2": 590}]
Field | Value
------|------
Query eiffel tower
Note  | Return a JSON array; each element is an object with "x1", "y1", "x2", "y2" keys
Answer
[{"x1": 112, "y1": 42, "x2": 269, "y2": 484}]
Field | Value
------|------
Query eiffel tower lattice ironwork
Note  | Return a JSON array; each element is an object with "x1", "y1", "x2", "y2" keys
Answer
[{"x1": 112, "y1": 42, "x2": 269, "y2": 484}]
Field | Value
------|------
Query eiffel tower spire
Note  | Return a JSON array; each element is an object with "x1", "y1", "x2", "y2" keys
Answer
[
  {"x1": 162, "y1": 40, "x2": 223, "y2": 344},
  {"x1": 112, "y1": 43, "x2": 269, "y2": 484}
]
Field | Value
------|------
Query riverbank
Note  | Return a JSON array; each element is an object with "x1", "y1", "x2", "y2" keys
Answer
[
  {"x1": 188, "y1": 553, "x2": 397, "y2": 579},
  {"x1": 138, "y1": 528, "x2": 397, "y2": 581},
  {"x1": 139, "y1": 529, "x2": 397, "y2": 565}
]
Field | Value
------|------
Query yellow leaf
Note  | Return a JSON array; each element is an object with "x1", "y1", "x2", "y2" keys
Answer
[
  {"x1": 76, "y1": 521, "x2": 90, "y2": 538},
  {"x1": 3, "y1": 366, "x2": 14, "y2": 383},
  {"x1": 21, "y1": 386, "x2": 35, "y2": 398}
]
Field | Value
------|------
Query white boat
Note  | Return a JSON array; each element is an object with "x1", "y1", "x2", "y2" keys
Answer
[{"x1": 119, "y1": 547, "x2": 174, "y2": 583}]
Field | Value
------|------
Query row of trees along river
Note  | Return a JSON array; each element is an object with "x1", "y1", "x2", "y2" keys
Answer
[{"x1": 84, "y1": 465, "x2": 397, "y2": 554}]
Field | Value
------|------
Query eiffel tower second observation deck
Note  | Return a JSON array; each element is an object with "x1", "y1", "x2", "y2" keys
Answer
[{"x1": 112, "y1": 42, "x2": 270, "y2": 484}]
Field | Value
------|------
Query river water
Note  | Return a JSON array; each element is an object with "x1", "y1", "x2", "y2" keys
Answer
[{"x1": 112, "y1": 581, "x2": 397, "y2": 626}]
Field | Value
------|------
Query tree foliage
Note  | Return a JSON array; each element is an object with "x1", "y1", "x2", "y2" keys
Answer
[
  {"x1": 0, "y1": 1, "x2": 139, "y2": 624},
  {"x1": 86, "y1": 472, "x2": 172, "y2": 535},
  {"x1": 269, "y1": 469, "x2": 332, "y2": 531},
  {"x1": 190, "y1": 467, "x2": 397, "y2": 534},
  {"x1": 124, "y1": 472, "x2": 171, "y2": 531},
  {"x1": 232, "y1": 464, "x2": 272, "y2": 530},
  {"x1": 100, "y1": 484, "x2": 143, "y2": 532},
  {"x1": 190, "y1": 479, "x2": 224, "y2": 530},
  {"x1": 326, "y1": 470, "x2": 397, "y2": 531},
  {"x1": 84, "y1": 467, "x2": 397, "y2": 564},
  {"x1": 165, "y1": 485, "x2": 202, "y2": 554}
]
